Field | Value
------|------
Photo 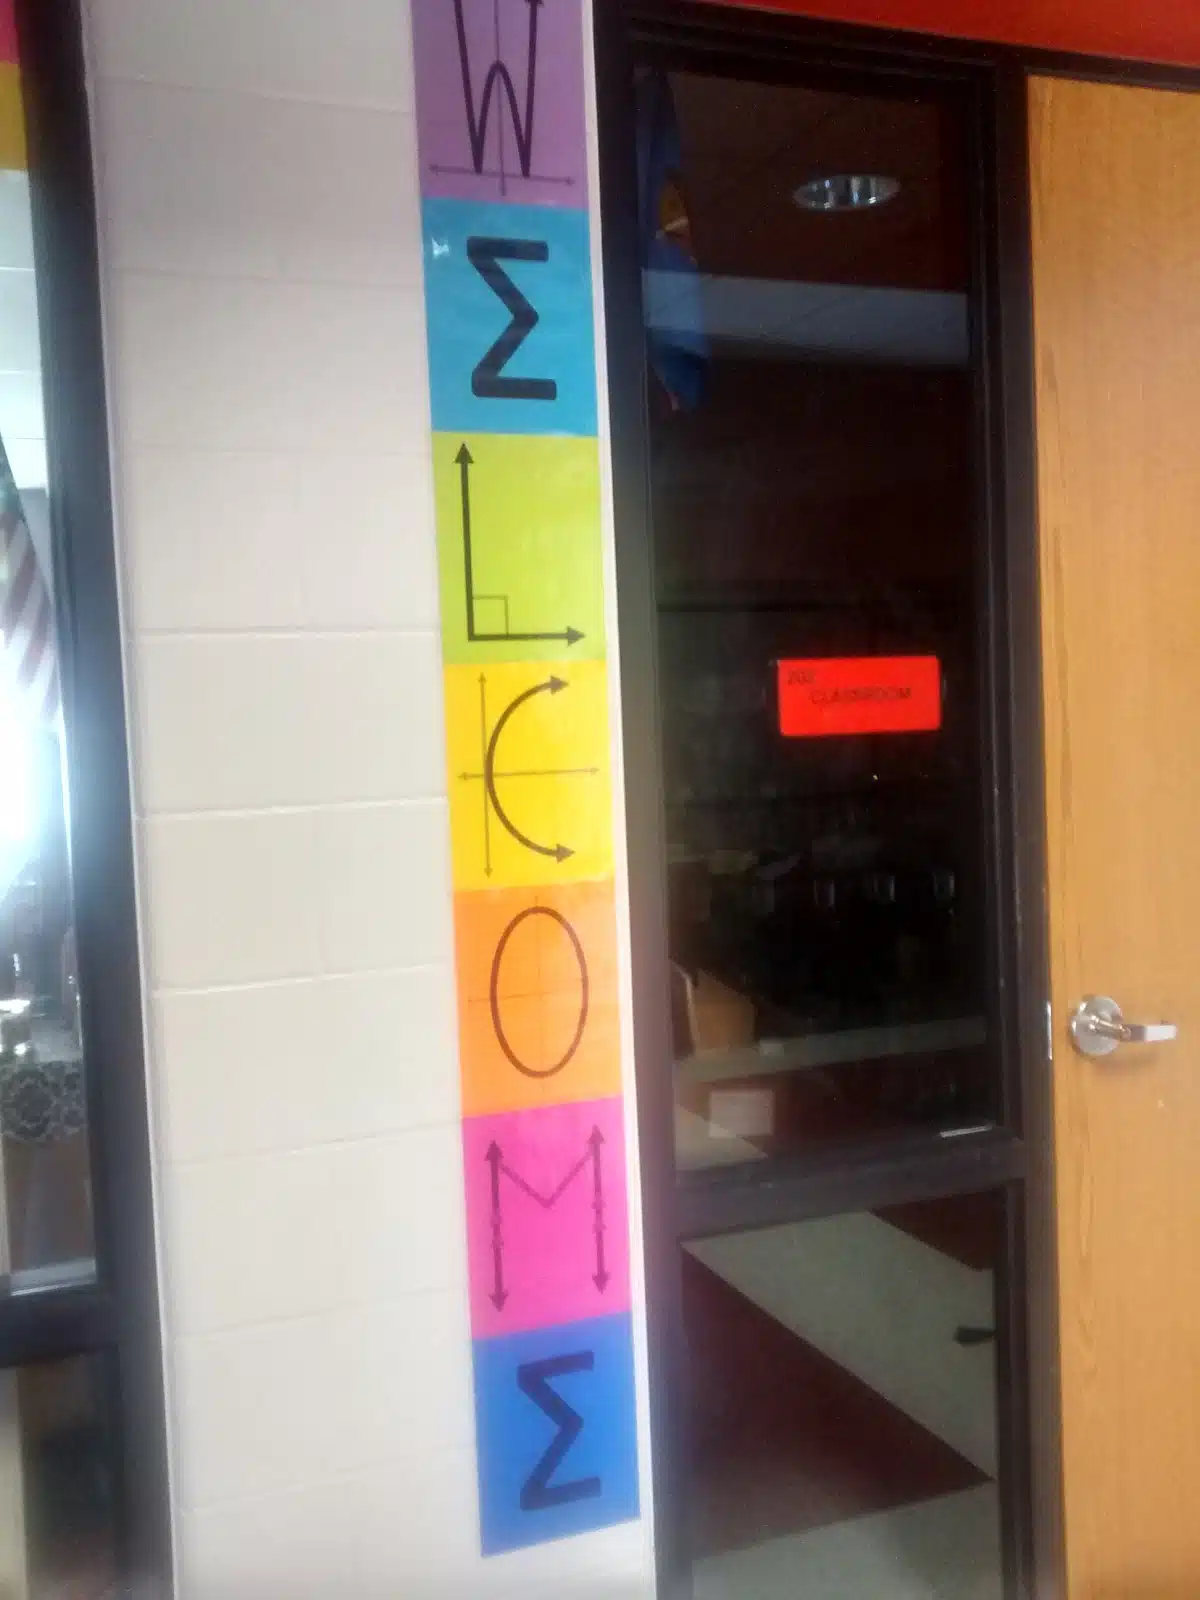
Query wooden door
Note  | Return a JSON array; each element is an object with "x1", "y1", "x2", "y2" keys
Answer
[{"x1": 1031, "y1": 75, "x2": 1200, "y2": 1599}]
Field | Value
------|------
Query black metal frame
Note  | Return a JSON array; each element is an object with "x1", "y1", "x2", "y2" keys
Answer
[
  {"x1": 5, "y1": 0, "x2": 173, "y2": 1592},
  {"x1": 594, "y1": 4, "x2": 1070, "y2": 1595}
]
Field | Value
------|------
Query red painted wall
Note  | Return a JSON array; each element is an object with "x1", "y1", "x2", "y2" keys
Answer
[
  {"x1": 723, "y1": 0, "x2": 1200, "y2": 68},
  {"x1": 0, "y1": 0, "x2": 16, "y2": 67}
]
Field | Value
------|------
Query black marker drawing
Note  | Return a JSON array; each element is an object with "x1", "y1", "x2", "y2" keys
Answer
[
  {"x1": 468, "y1": 237, "x2": 557, "y2": 402},
  {"x1": 517, "y1": 1351, "x2": 601, "y2": 1512},
  {"x1": 489, "y1": 904, "x2": 589, "y2": 1079},
  {"x1": 453, "y1": 0, "x2": 540, "y2": 179},
  {"x1": 439, "y1": 0, "x2": 574, "y2": 194},
  {"x1": 455, "y1": 443, "x2": 585, "y2": 647},
  {"x1": 485, "y1": 1127, "x2": 609, "y2": 1311},
  {"x1": 459, "y1": 673, "x2": 599, "y2": 873},
  {"x1": 486, "y1": 678, "x2": 572, "y2": 860}
]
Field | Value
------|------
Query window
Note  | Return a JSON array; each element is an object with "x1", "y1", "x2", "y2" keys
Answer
[
  {"x1": 643, "y1": 67, "x2": 991, "y2": 1167},
  {"x1": 0, "y1": 5, "x2": 169, "y2": 1592}
]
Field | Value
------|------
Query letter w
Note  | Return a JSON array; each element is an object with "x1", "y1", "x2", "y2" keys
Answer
[
  {"x1": 468, "y1": 237, "x2": 557, "y2": 403},
  {"x1": 453, "y1": 0, "x2": 542, "y2": 178},
  {"x1": 518, "y1": 1351, "x2": 602, "y2": 1512}
]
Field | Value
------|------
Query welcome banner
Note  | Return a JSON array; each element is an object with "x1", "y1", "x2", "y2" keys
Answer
[{"x1": 408, "y1": 0, "x2": 641, "y2": 1559}]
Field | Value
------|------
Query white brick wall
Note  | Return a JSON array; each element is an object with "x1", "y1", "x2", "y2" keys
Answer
[{"x1": 83, "y1": 1, "x2": 654, "y2": 1593}]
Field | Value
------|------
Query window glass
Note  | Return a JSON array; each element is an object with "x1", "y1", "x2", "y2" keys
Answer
[
  {"x1": 684, "y1": 1191, "x2": 1006, "y2": 1597},
  {"x1": 0, "y1": 31, "x2": 94, "y2": 1283},
  {"x1": 0, "y1": 1356, "x2": 117, "y2": 1597},
  {"x1": 636, "y1": 67, "x2": 993, "y2": 1167}
]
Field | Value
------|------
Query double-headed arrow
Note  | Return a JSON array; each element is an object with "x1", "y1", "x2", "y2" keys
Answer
[
  {"x1": 457, "y1": 444, "x2": 585, "y2": 648},
  {"x1": 486, "y1": 1137, "x2": 508, "y2": 1311},
  {"x1": 588, "y1": 1126, "x2": 609, "y2": 1293}
]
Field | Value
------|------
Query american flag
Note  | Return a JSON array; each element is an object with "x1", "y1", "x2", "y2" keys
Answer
[{"x1": 0, "y1": 434, "x2": 58, "y2": 724}]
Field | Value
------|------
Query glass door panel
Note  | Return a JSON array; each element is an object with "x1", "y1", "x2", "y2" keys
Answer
[
  {"x1": 684, "y1": 1191, "x2": 1006, "y2": 1598},
  {"x1": 637, "y1": 64, "x2": 995, "y2": 1168},
  {"x1": 612, "y1": 29, "x2": 1032, "y2": 1599}
]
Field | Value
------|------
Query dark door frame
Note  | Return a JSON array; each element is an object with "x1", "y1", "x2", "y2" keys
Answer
[
  {"x1": 594, "y1": 6, "x2": 1056, "y2": 1594},
  {"x1": 7, "y1": 1, "x2": 173, "y2": 1591}
]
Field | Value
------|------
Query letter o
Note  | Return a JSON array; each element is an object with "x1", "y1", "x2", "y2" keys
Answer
[{"x1": 488, "y1": 906, "x2": 589, "y2": 1079}]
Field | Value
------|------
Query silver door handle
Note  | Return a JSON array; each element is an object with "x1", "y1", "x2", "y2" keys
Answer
[{"x1": 1069, "y1": 995, "x2": 1179, "y2": 1058}]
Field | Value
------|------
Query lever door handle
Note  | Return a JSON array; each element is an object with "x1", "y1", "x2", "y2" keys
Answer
[{"x1": 1070, "y1": 995, "x2": 1179, "y2": 1058}]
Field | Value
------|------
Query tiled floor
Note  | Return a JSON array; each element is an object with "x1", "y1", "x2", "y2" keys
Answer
[
  {"x1": 688, "y1": 1212, "x2": 997, "y2": 1473},
  {"x1": 694, "y1": 1485, "x2": 1004, "y2": 1600},
  {"x1": 683, "y1": 1207, "x2": 1004, "y2": 1598}
]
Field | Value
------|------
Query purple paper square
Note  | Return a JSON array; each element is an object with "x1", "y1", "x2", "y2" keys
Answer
[{"x1": 412, "y1": 0, "x2": 589, "y2": 209}]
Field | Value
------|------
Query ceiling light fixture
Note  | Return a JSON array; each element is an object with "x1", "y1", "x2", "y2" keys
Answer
[{"x1": 794, "y1": 174, "x2": 901, "y2": 212}]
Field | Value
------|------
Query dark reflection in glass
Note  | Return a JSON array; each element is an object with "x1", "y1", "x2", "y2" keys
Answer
[
  {"x1": 684, "y1": 1192, "x2": 1005, "y2": 1598},
  {"x1": 0, "y1": 1355, "x2": 118, "y2": 1597},
  {"x1": 637, "y1": 67, "x2": 992, "y2": 1166}
]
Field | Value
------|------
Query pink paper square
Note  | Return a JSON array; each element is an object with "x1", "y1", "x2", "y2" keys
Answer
[{"x1": 411, "y1": 0, "x2": 588, "y2": 209}]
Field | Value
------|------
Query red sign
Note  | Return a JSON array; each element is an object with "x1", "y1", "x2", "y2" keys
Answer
[{"x1": 777, "y1": 656, "x2": 942, "y2": 738}]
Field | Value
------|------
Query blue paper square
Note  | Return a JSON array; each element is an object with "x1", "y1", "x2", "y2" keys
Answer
[
  {"x1": 472, "y1": 1312, "x2": 640, "y2": 1555},
  {"x1": 422, "y1": 197, "x2": 598, "y2": 438}
]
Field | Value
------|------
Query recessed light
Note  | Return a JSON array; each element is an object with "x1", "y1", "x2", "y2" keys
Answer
[{"x1": 794, "y1": 174, "x2": 901, "y2": 212}]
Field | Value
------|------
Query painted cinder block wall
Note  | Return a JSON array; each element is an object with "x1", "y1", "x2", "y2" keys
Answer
[{"x1": 83, "y1": 0, "x2": 652, "y2": 1592}]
